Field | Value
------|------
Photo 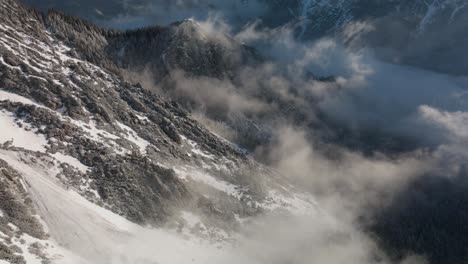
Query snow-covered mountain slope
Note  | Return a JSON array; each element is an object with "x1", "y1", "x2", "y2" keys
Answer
[
  {"x1": 0, "y1": 149, "x2": 261, "y2": 264},
  {"x1": 0, "y1": 0, "x2": 317, "y2": 263}
]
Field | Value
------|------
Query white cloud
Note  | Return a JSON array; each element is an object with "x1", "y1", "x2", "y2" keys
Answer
[{"x1": 419, "y1": 105, "x2": 468, "y2": 139}]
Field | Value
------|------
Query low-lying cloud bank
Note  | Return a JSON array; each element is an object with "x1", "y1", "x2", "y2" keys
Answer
[{"x1": 140, "y1": 14, "x2": 468, "y2": 263}]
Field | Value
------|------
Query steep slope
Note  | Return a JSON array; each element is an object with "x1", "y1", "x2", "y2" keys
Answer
[
  {"x1": 38, "y1": 8, "x2": 332, "y2": 153},
  {"x1": 0, "y1": 0, "x2": 316, "y2": 263},
  {"x1": 4, "y1": 1, "x2": 468, "y2": 263}
]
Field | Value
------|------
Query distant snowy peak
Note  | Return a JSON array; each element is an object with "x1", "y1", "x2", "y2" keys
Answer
[
  {"x1": 297, "y1": 0, "x2": 468, "y2": 35},
  {"x1": 414, "y1": 0, "x2": 468, "y2": 31}
]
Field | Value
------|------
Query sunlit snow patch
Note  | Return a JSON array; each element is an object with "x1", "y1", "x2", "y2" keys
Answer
[
  {"x1": 0, "y1": 90, "x2": 42, "y2": 107},
  {"x1": 51, "y1": 152, "x2": 90, "y2": 173},
  {"x1": 115, "y1": 121, "x2": 150, "y2": 154},
  {"x1": 0, "y1": 110, "x2": 48, "y2": 152}
]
